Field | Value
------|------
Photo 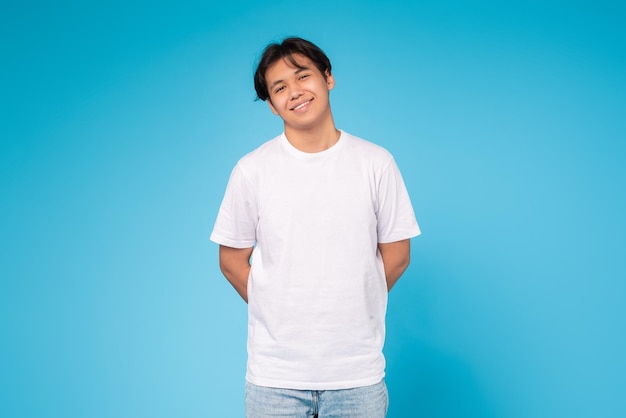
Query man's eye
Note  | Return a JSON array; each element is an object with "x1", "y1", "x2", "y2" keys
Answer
[
  {"x1": 299, "y1": 74, "x2": 309, "y2": 80},
  {"x1": 275, "y1": 86, "x2": 285, "y2": 93}
]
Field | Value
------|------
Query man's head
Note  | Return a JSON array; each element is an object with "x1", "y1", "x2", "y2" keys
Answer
[{"x1": 254, "y1": 37, "x2": 332, "y2": 102}]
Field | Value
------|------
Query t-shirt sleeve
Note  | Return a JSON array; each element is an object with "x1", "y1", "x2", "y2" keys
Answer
[
  {"x1": 210, "y1": 163, "x2": 257, "y2": 248},
  {"x1": 376, "y1": 158, "x2": 421, "y2": 243}
]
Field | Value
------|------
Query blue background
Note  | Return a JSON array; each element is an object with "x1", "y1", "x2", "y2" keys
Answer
[{"x1": 1, "y1": 1, "x2": 624, "y2": 417}]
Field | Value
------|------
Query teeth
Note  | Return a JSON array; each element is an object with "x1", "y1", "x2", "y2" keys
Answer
[{"x1": 294, "y1": 100, "x2": 310, "y2": 110}]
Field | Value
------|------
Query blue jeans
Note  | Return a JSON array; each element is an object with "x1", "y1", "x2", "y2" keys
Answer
[{"x1": 245, "y1": 379, "x2": 388, "y2": 417}]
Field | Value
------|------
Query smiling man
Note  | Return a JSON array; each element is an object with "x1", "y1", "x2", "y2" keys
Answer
[{"x1": 210, "y1": 37, "x2": 421, "y2": 417}]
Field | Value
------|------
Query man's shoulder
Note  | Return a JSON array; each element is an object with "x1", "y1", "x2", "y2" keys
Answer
[
  {"x1": 342, "y1": 131, "x2": 394, "y2": 162},
  {"x1": 237, "y1": 134, "x2": 283, "y2": 167}
]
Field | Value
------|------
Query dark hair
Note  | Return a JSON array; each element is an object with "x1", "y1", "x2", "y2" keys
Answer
[{"x1": 254, "y1": 37, "x2": 332, "y2": 101}]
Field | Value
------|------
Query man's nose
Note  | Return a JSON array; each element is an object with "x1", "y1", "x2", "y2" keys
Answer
[{"x1": 289, "y1": 86, "x2": 304, "y2": 99}]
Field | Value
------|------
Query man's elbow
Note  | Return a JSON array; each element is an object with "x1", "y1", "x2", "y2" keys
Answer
[
  {"x1": 218, "y1": 255, "x2": 231, "y2": 276},
  {"x1": 395, "y1": 252, "x2": 410, "y2": 277},
  {"x1": 399, "y1": 252, "x2": 411, "y2": 274}
]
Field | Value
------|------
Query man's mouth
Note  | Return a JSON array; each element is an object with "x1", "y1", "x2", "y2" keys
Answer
[{"x1": 291, "y1": 99, "x2": 313, "y2": 111}]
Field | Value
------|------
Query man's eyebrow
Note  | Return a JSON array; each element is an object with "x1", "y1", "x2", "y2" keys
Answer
[
  {"x1": 269, "y1": 67, "x2": 311, "y2": 90},
  {"x1": 269, "y1": 79, "x2": 284, "y2": 90}
]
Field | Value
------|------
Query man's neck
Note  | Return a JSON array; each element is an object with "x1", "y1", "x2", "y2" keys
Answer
[{"x1": 284, "y1": 121, "x2": 340, "y2": 153}]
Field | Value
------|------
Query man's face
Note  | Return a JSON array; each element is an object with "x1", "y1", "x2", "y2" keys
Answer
[{"x1": 265, "y1": 54, "x2": 335, "y2": 131}]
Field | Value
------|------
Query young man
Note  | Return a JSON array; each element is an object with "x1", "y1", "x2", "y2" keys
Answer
[{"x1": 211, "y1": 38, "x2": 420, "y2": 417}]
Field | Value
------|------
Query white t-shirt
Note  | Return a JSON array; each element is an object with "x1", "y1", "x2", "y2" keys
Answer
[{"x1": 211, "y1": 130, "x2": 420, "y2": 390}]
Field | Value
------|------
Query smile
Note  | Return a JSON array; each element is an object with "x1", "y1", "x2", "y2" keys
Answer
[{"x1": 291, "y1": 99, "x2": 313, "y2": 111}]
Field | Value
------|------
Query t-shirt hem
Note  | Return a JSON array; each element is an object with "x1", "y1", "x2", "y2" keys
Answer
[
  {"x1": 209, "y1": 232, "x2": 255, "y2": 249},
  {"x1": 245, "y1": 372, "x2": 385, "y2": 391},
  {"x1": 378, "y1": 228, "x2": 421, "y2": 244}
]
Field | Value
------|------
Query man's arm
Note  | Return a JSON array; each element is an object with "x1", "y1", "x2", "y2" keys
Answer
[
  {"x1": 378, "y1": 239, "x2": 411, "y2": 291},
  {"x1": 219, "y1": 245, "x2": 254, "y2": 303}
]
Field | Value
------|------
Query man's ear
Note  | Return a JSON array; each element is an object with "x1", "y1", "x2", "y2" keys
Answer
[
  {"x1": 267, "y1": 99, "x2": 279, "y2": 115},
  {"x1": 325, "y1": 70, "x2": 335, "y2": 91}
]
